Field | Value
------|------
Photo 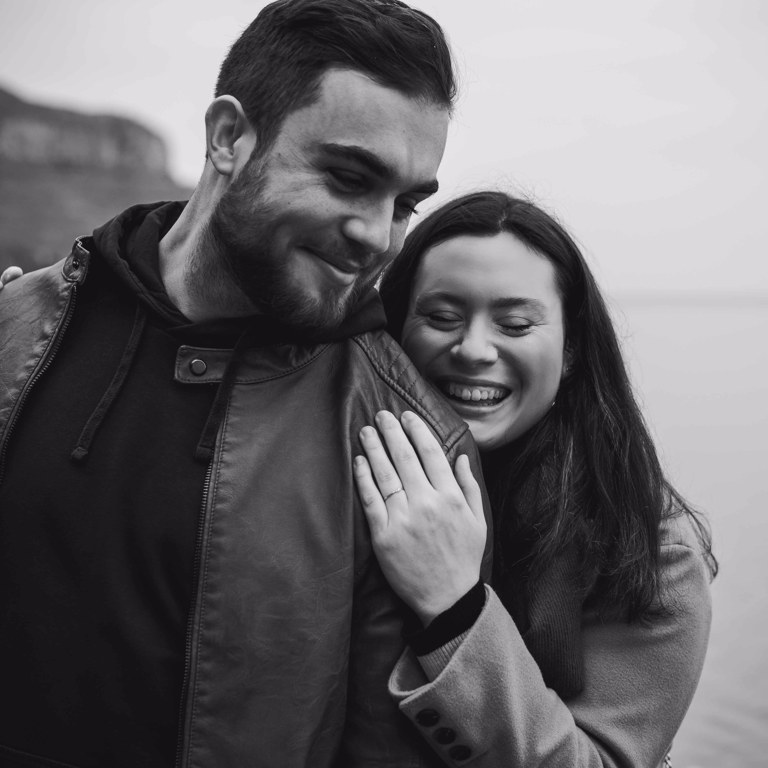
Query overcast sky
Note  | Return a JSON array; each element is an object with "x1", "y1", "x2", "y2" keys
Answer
[{"x1": 1, "y1": 0, "x2": 766, "y2": 296}]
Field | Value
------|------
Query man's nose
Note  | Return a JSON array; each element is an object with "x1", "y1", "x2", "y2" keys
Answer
[
  {"x1": 451, "y1": 324, "x2": 498, "y2": 366},
  {"x1": 342, "y1": 204, "x2": 392, "y2": 255}
]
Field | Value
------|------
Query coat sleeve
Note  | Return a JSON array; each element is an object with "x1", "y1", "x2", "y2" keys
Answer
[{"x1": 388, "y1": 513, "x2": 712, "y2": 768}]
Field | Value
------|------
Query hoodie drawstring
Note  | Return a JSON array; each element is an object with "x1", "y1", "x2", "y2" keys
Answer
[{"x1": 71, "y1": 305, "x2": 147, "y2": 463}]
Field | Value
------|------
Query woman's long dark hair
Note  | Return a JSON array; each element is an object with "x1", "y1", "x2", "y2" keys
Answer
[{"x1": 381, "y1": 191, "x2": 716, "y2": 620}]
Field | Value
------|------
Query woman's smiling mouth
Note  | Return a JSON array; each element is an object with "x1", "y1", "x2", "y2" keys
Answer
[{"x1": 438, "y1": 380, "x2": 511, "y2": 407}]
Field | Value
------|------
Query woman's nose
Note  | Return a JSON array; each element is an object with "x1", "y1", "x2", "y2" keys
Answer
[{"x1": 450, "y1": 326, "x2": 498, "y2": 366}]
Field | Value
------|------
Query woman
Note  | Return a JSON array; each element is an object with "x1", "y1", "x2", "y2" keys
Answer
[{"x1": 353, "y1": 191, "x2": 715, "y2": 768}]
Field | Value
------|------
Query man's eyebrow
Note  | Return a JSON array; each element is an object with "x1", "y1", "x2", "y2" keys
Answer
[{"x1": 321, "y1": 143, "x2": 439, "y2": 195}]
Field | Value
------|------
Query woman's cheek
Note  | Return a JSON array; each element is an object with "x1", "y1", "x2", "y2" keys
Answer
[{"x1": 401, "y1": 323, "x2": 444, "y2": 368}]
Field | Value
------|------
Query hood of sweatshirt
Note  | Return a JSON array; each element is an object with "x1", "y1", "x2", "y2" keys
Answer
[{"x1": 73, "y1": 201, "x2": 388, "y2": 463}]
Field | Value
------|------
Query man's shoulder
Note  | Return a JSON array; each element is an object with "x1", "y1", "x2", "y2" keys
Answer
[
  {"x1": 2, "y1": 239, "x2": 90, "y2": 291},
  {"x1": 0, "y1": 244, "x2": 89, "y2": 317},
  {"x1": 348, "y1": 329, "x2": 470, "y2": 450}
]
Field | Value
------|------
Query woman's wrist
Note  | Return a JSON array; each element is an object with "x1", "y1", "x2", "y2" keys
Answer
[{"x1": 405, "y1": 580, "x2": 485, "y2": 656}]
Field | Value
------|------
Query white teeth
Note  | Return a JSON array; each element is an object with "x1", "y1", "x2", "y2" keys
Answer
[{"x1": 445, "y1": 382, "x2": 507, "y2": 403}]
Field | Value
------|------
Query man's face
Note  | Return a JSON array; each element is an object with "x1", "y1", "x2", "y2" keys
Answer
[{"x1": 210, "y1": 68, "x2": 449, "y2": 334}]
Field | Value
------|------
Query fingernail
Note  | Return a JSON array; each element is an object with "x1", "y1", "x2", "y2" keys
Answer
[
  {"x1": 360, "y1": 426, "x2": 377, "y2": 441},
  {"x1": 375, "y1": 410, "x2": 395, "y2": 426}
]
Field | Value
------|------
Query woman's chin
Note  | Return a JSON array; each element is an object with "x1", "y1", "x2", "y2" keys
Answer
[
  {"x1": 463, "y1": 415, "x2": 515, "y2": 452},
  {"x1": 463, "y1": 405, "x2": 548, "y2": 452}
]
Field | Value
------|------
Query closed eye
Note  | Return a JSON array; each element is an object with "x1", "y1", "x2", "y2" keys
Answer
[
  {"x1": 328, "y1": 168, "x2": 367, "y2": 192},
  {"x1": 428, "y1": 312, "x2": 462, "y2": 328},
  {"x1": 499, "y1": 321, "x2": 533, "y2": 336},
  {"x1": 394, "y1": 197, "x2": 420, "y2": 221}
]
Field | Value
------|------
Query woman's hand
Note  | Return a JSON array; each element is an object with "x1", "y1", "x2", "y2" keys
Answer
[
  {"x1": 354, "y1": 410, "x2": 487, "y2": 626},
  {"x1": 0, "y1": 266, "x2": 23, "y2": 291}
]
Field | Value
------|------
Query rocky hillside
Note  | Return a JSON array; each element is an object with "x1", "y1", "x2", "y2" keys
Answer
[{"x1": 0, "y1": 85, "x2": 192, "y2": 271}]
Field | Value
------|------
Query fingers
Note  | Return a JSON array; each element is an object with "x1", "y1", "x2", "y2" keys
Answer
[
  {"x1": 370, "y1": 411, "x2": 432, "y2": 494},
  {"x1": 399, "y1": 411, "x2": 458, "y2": 491},
  {"x1": 455, "y1": 454, "x2": 485, "y2": 524},
  {"x1": 353, "y1": 454, "x2": 388, "y2": 536},
  {"x1": 358, "y1": 423, "x2": 408, "y2": 500},
  {"x1": 376, "y1": 410, "x2": 461, "y2": 500},
  {"x1": 0, "y1": 266, "x2": 23, "y2": 289},
  {"x1": 358, "y1": 411, "x2": 477, "y2": 516}
]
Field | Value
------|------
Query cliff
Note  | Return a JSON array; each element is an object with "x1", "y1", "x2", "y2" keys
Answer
[
  {"x1": 0, "y1": 84, "x2": 193, "y2": 271},
  {"x1": 0, "y1": 86, "x2": 170, "y2": 174}
]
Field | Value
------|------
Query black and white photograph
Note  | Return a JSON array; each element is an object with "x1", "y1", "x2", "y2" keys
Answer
[{"x1": 0, "y1": 2, "x2": 765, "y2": 766}]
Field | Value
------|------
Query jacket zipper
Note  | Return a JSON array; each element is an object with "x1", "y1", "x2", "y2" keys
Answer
[
  {"x1": 0, "y1": 283, "x2": 78, "y2": 486},
  {"x1": 174, "y1": 459, "x2": 214, "y2": 768}
]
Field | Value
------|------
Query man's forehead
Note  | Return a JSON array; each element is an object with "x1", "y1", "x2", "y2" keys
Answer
[
  {"x1": 290, "y1": 68, "x2": 447, "y2": 133},
  {"x1": 276, "y1": 68, "x2": 449, "y2": 184},
  {"x1": 316, "y1": 67, "x2": 418, "y2": 105}
]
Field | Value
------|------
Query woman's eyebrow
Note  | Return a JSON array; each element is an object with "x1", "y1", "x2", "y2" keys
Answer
[
  {"x1": 416, "y1": 292, "x2": 546, "y2": 312},
  {"x1": 414, "y1": 290, "x2": 459, "y2": 305},
  {"x1": 490, "y1": 297, "x2": 547, "y2": 313}
]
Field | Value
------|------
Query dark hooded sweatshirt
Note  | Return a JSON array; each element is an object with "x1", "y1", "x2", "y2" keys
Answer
[{"x1": 0, "y1": 202, "x2": 386, "y2": 768}]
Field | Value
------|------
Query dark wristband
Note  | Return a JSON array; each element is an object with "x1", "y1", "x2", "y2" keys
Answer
[{"x1": 405, "y1": 580, "x2": 485, "y2": 656}]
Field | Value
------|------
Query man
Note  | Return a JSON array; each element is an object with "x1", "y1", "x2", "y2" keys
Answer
[{"x1": 0, "y1": 1, "x2": 490, "y2": 767}]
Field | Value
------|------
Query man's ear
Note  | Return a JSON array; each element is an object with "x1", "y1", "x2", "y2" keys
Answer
[{"x1": 204, "y1": 96, "x2": 256, "y2": 176}]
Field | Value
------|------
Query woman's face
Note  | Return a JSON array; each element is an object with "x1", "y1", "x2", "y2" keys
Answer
[{"x1": 401, "y1": 232, "x2": 566, "y2": 451}]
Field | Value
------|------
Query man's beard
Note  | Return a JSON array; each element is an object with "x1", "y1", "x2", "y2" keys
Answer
[{"x1": 197, "y1": 155, "x2": 378, "y2": 336}]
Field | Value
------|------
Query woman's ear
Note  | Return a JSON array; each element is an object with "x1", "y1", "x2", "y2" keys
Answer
[
  {"x1": 561, "y1": 343, "x2": 575, "y2": 380},
  {"x1": 204, "y1": 96, "x2": 256, "y2": 176}
]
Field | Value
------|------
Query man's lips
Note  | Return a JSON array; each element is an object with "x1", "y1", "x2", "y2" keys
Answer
[
  {"x1": 302, "y1": 246, "x2": 361, "y2": 277},
  {"x1": 436, "y1": 379, "x2": 511, "y2": 407}
]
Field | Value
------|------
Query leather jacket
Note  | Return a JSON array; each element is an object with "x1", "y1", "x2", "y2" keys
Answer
[{"x1": 0, "y1": 242, "x2": 492, "y2": 768}]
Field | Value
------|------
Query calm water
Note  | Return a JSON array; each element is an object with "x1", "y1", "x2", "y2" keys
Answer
[{"x1": 616, "y1": 298, "x2": 768, "y2": 768}]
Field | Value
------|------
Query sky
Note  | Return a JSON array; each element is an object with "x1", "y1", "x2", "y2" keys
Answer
[{"x1": 1, "y1": 0, "x2": 766, "y2": 296}]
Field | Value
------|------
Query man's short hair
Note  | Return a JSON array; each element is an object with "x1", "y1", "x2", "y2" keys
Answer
[{"x1": 215, "y1": 0, "x2": 456, "y2": 151}]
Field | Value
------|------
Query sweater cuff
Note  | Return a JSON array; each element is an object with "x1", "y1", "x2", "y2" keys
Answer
[
  {"x1": 416, "y1": 629, "x2": 471, "y2": 681},
  {"x1": 406, "y1": 580, "x2": 485, "y2": 656}
]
